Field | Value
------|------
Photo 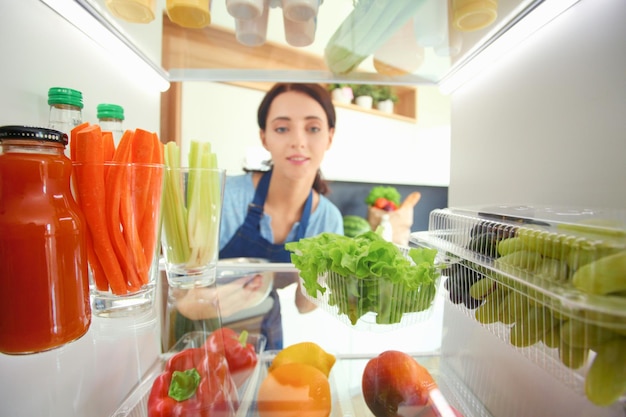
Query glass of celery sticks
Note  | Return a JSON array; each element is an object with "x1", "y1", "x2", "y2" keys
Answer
[{"x1": 160, "y1": 142, "x2": 225, "y2": 289}]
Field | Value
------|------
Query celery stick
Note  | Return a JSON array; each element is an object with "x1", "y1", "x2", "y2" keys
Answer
[
  {"x1": 162, "y1": 139, "x2": 221, "y2": 269},
  {"x1": 162, "y1": 142, "x2": 190, "y2": 263},
  {"x1": 185, "y1": 140, "x2": 221, "y2": 268}
]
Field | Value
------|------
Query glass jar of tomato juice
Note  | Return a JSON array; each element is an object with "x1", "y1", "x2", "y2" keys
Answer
[{"x1": 0, "y1": 126, "x2": 90, "y2": 354}]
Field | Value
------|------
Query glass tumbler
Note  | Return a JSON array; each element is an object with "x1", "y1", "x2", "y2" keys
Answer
[
  {"x1": 161, "y1": 167, "x2": 225, "y2": 289},
  {"x1": 73, "y1": 161, "x2": 165, "y2": 317}
]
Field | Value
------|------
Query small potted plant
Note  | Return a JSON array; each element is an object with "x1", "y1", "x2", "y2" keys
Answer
[
  {"x1": 373, "y1": 86, "x2": 398, "y2": 113},
  {"x1": 328, "y1": 83, "x2": 353, "y2": 104},
  {"x1": 352, "y1": 84, "x2": 375, "y2": 108}
]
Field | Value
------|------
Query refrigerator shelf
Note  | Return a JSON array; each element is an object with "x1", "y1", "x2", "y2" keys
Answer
[
  {"x1": 411, "y1": 205, "x2": 626, "y2": 407},
  {"x1": 238, "y1": 351, "x2": 493, "y2": 417},
  {"x1": 110, "y1": 335, "x2": 493, "y2": 417},
  {"x1": 110, "y1": 331, "x2": 267, "y2": 417}
]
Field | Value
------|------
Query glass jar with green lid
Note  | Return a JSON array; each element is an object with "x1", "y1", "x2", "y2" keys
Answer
[
  {"x1": 97, "y1": 103, "x2": 125, "y2": 143},
  {"x1": 48, "y1": 87, "x2": 84, "y2": 156}
]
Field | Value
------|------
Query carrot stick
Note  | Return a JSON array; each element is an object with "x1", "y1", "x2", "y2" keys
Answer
[
  {"x1": 102, "y1": 131, "x2": 115, "y2": 178},
  {"x1": 70, "y1": 122, "x2": 90, "y2": 163},
  {"x1": 138, "y1": 134, "x2": 164, "y2": 268},
  {"x1": 86, "y1": 230, "x2": 109, "y2": 291},
  {"x1": 105, "y1": 130, "x2": 142, "y2": 292},
  {"x1": 121, "y1": 179, "x2": 150, "y2": 286},
  {"x1": 130, "y1": 128, "x2": 155, "y2": 223},
  {"x1": 69, "y1": 123, "x2": 108, "y2": 289},
  {"x1": 73, "y1": 125, "x2": 127, "y2": 295}
]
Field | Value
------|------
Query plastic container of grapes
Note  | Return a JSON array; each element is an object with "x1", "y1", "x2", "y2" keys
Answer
[
  {"x1": 410, "y1": 205, "x2": 626, "y2": 406},
  {"x1": 298, "y1": 244, "x2": 444, "y2": 332}
]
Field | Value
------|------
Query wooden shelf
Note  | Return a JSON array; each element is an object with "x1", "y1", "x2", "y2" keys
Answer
[{"x1": 161, "y1": 21, "x2": 418, "y2": 126}]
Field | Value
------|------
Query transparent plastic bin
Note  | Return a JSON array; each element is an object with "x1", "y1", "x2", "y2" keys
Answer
[
  {"x1": 237, "y1": 350, "x2": 493, "y2": 417},
  {"x1": 410, "y1": 205, "x2": 626, "y2": 406},
  {"x1": 298, "y1": 244, "x2": 443, "y2": 332},
  {"x1": 110, "y1": 331, "x2": 266, "y2": 417}
]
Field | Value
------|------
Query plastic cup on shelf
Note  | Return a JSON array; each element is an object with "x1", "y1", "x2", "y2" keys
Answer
[
  {"x1": 281, "y1": 0, "x2": 319, "y2": 22},
  {"x1": 452, "y1": 0, "x2": 498, "y2": 32},
  {"x1": 235, "y1": 1, "x2": 269, "y2": 46},
  {"x1": 226, "y1": 0, "x2": 263, "y2": 20},
  {"x1": 166, "y1": 0, "x2": 212, "y2": 29},
  {"x1": 105, "y1": 0, "x2": 156, "y2": 23},
  {"x1": 283, "y1": 15, "x2": 316, "y2": 47}
]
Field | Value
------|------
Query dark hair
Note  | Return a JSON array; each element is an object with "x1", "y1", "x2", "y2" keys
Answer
[{"x1": 255, "y1": 83, "x2": 336, "y2": 195}]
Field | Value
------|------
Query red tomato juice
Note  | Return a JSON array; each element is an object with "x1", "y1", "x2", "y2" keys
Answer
[{"x1": 0, "y1": 150, "x2": 90, "y2": 354}]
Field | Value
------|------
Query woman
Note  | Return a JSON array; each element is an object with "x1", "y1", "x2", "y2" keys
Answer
[{"x1": 219, "y1": 83, "x2": 344, "y2": 349}]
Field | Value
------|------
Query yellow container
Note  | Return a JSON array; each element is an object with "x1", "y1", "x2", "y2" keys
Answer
[
  {"x1": 166, "y1": 0, "x2": 212, "y2": 29},
  {"x1": 452, "y1": 0, "x2": 498, "y2": 32},
  {"x1": 105, "y1": 0, "x2": 156, "y2": 24}
]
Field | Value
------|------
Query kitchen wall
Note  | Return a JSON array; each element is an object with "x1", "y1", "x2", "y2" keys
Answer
[{"x1": 181, "y1": 81, "x2": 451, "y2": 187}]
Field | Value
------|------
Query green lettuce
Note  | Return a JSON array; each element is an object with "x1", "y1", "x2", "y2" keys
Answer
[{"x1": 285, "y1": 231, "x2": 440, "y2": 325}]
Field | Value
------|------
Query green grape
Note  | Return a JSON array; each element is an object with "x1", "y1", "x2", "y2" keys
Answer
[
  {"x1": 509, "y1": 305, "x2": 550, "y2": 348},
  {"x1": 475, "y1": 288, "x2": 506, "y2": 324},
  {"x1": 517, "y1": 227, "x2": 573, "y2": 260},
  {"x1": 495, "y1": 250, "x2": 543, "y2": 274},
  {"x1": 497, "y1": 237, "x2": 526, "y2": 257},
  {"x1": 585, "y1": 337, "x2": 626, "y2": 406},
  {"x1": 559, "y1": 343, "x2": 588, "y2": 369},
  {"x1": 535, "y1": 257, "x2": 569, "y2": 282},
  {"x1": 559, "y1": 318, "x2": 622, "y2": 349},
  {"x1": 499, "y1": 290, "x2": 526, "y2": 325},
  {"x1": 543, "y1": 321, "x2": 561, "y2": 349},
  {"x1": 572, "y1": 250, "x2": 626, "y2": 295},
  {"x1": 583, "y1": 310, "x2": 626, "y2": 336},
  {"x1": 567, "y1": 243, "x2": 623, "y2": 271},
  {"x1": 469, "y1": 277, "x2": 496, "y2": 300}
]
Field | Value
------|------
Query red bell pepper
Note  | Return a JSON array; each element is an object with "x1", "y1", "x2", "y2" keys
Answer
[
  {"x1": 205, "y1": 328, "x2": 258, "y2": 388},
  {"x1": 147, "y1": 347, "x2": 239, "y2": 417}
]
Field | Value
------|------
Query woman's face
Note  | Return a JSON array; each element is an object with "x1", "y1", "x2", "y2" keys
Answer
[{"x1": 260, "y1": 90, "x2": 334, "y2": 182}]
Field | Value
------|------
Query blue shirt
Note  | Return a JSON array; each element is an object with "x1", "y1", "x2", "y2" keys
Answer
[{"x1": 219, "y1": 173, "x2": 344, "y2": 250}]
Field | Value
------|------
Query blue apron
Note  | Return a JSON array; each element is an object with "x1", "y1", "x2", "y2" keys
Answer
[{"x1": 219, "y1": 170, "x2": 312, "y2": 349}]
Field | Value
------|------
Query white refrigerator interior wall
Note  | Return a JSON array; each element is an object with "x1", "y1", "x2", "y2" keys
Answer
[
  {"x1": 449, "y1": 0, "x2": 626, "y2": 209},
  {"x1": 0, "y1": 0, "x2": 161, "y2": 133},
  {"x1": 0, "y1": 1, "x2": 162, "y2": 417},
  {"x1": 445, "y1": 0, "x2": 626, "y2": 416},
  {"x1": 181, "y1": 82, "x2": 451, "y2": 186}
]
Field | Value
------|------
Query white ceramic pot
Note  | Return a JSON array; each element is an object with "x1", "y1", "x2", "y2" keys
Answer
[
  {"x1": 331, "y1": 88, "x2": 352, "y2": 104},
  {"x1": 376, "y1": 99, "x2": 394, "y2": 113},
  {"x1": 355, "y1": 95, "x2": 373, "y2": 109}
]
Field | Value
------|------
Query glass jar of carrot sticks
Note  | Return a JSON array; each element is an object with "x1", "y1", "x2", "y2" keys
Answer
[{"x1": 0, "y1": 125, "x2": 91, "y2": 355}]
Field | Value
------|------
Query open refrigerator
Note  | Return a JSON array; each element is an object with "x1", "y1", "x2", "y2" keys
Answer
[
  {"x1": 2, "y1": 0, "x2": 625, "y2": 416},
  {"x1": 110, "y1": 204, "x2": 626, "y2": 417}
]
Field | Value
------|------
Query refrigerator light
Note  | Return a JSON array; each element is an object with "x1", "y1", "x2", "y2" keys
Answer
[
  {"x1": 439, "y1": 0, "x2": 581, "y2": 94},
  {"x1": 40, "y1": 0, "x2": 170, "y2": 93}
]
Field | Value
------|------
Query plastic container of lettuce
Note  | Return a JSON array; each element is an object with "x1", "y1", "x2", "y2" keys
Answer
[{"x1": 286, "y1": 231, "x2": 444, "y2": 332}]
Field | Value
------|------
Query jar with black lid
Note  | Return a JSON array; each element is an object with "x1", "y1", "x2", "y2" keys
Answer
[{"x1": 0, "y1": 125, "x2": 90, "y2": 355}]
